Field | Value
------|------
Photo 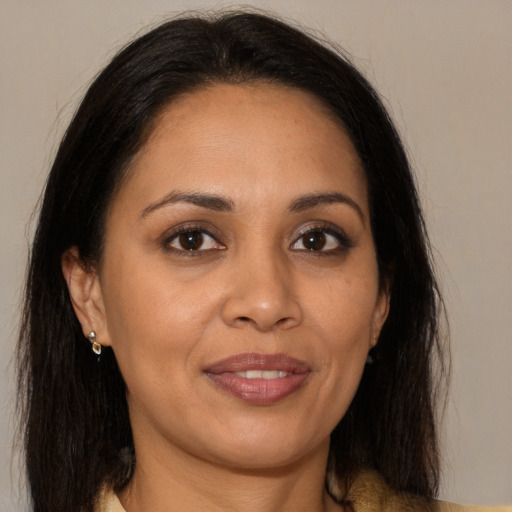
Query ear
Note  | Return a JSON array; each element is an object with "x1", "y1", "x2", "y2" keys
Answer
[
  {"x1": 61, "y1": 246, "x2": 111, "y2": 346},
  {"x1": 370, "y1": 279, "x2": 391, "y2": 348}
]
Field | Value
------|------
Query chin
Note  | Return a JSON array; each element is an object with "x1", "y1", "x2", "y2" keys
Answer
[{"x1": 204, "y1": 429, "x2": 329, "y2": 471}]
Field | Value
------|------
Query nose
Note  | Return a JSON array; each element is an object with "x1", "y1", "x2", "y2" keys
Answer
[{"x1": 220, "y1": 254, "x2": 303, "y2": 332}]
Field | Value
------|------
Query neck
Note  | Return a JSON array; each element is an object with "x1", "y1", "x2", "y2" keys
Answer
[{"x1": 117, "y1": 437, "x2": 344, "y2": 512}]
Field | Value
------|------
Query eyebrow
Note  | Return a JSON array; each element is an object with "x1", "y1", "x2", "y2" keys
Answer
[
  {"x1": 140, "y1": 191, "x2": 234, "y2": 218},
  {"x1": 289, "y1": 193, "x2": 366, "y2": 223},
  {"x1": 140, "y1": 190, "x2": 365, "y2": 223}
]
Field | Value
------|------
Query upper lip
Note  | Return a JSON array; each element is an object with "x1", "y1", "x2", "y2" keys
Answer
[{"x1": 204, "y1": 353, "x2": 310, "y2": 374}]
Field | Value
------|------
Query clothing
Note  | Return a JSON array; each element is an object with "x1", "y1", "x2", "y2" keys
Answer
[
  {"x1": 96, "y1": 490, "x2": 124, "y2": 512},
  {"x1": 96, "y1": 471, "x2": 512, "y2": 511},
  {"x1": 344, "y1": 470, "x2": 512, "y2": 512}
]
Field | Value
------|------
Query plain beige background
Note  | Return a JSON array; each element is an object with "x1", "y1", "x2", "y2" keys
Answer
[{"x1": 1, "y1": 0, "x2": 511, "y2": 509}]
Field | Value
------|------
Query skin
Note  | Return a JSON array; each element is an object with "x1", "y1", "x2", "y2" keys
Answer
[{"x1": 63, "y1": 83, "x2": 390, "y2": 512}]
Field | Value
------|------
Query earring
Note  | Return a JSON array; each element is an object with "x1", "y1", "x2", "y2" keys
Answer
[
  {"x1": 366, "y1": 352, "x2": 374, "y2": 364},
  {"x1": 87, "y1": 331, "x2": 102, "y2": 355}
]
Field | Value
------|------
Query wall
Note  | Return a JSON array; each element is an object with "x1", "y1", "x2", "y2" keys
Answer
[{"x1": 1, "y1": 0, "x2": 510, "y2": 509}]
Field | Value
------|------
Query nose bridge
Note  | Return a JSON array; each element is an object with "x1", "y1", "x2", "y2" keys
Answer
[{"x1": 221, "y1": 243, "x2": 302, "y2": 331}]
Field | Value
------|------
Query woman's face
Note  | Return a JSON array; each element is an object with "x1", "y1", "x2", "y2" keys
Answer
[{"x1": 86, "y1": 83, "x2": 389, "y2": 469}]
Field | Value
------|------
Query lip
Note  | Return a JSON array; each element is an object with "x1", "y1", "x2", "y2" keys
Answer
[{"x1": 204, "y1": 353, "x2": 310, "y2": 405}]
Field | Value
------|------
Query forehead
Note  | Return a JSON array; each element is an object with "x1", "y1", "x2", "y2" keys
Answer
[{"x1": 117, "y1": 82, "x2": 368, "y2": 214}]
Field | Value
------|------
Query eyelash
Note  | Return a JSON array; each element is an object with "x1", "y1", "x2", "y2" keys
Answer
[
  {"x1": 161, "y1": 222, "x2": 353, "y2": 257},
  {"x1": 292, "y1": 222, "x2": 354, "y2": 256},
  {"x1": 162, "y1": 224, "x2": 225, "y2": 257}
]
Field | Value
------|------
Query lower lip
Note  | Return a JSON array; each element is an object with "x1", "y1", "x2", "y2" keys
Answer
[{"x1": 206, "y1": 373, "x2": 309, "y2": 405}]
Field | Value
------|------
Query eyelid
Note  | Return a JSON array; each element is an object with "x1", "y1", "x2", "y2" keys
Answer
[
  {"x1": 290, "y1": 221, "x2": 354, "y2": 252},
  {"x1": 161, "y1": 223, "x2": 226, "y2": 254},
  {"x1": 159, "y1": 220, "x2": 352, "y2": 256}
]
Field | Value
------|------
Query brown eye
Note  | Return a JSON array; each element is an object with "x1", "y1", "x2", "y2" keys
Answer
[
  {"x1": 291, "y1": 226, "x2": 351, "y2": 253},
  {"x1": 166, "y1": 228, "x2": 225, "y2": 253},
  {"x1": 179, "y1": 230, "x2": 204, "y2": 250},
  {"x1": 302, "y1": 231, "x2": 326, "y2": 251}
]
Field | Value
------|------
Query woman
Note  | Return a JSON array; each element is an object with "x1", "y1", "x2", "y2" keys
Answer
[{"x1": 16, "y1": 10, "x2": 508, "y2": 512}]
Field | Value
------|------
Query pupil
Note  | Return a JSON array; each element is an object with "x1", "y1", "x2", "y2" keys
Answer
[
  {"x1": 304, "y1": 232, "x2": 326, "y2": 251},
  {"x1": 179, "y1": 231, "x2": 203, "y2": 250}
]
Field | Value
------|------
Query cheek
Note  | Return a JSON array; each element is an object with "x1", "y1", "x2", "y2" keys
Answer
[
  {"x1": 99, "y1": 252, "x2": 220, "y2": 381},
  {"x1": 309, "y1": 269, "x2": 378, "y2": 341},
  {"x1": 304, "y1": 269, "x2": 378, "y2": 407}
]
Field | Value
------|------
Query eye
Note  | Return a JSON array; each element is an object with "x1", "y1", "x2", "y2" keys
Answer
[
  {"x1": 165, "y1": 228, "x2": 225, "y2": 252},
  {"x1": 291, "y1": 226, "x2": 352, "y2": 253}
]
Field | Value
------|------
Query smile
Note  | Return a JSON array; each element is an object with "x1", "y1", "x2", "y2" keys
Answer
[
  {"x1": 204, "y1": 353, "x2": 310, "y2": 405},
  {"x1": 233, "y1": 370, "x2": 290, "y2": 379}
]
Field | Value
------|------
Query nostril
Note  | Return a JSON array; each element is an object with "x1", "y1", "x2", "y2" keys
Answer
[{"x1": 222, "y1": 295, "x2": 303, "y2": 331}]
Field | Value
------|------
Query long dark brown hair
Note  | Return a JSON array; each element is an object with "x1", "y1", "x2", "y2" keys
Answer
[{"x1": 17, "y1": 10, "x2": 447, "y2": 511}]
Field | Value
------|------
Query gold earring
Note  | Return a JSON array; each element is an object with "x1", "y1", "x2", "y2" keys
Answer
[{"x1": 87, "y1": 331, "x2": 102, "y2": 355}]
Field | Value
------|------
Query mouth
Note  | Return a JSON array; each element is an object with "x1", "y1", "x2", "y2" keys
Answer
[{"x1": 204, "y1": 353, "x2": 310, "y2": 405}]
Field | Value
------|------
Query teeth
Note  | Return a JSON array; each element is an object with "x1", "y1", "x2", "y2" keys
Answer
[{"x1": 234, "y1": 370, "x2": 289, "y2": 379}]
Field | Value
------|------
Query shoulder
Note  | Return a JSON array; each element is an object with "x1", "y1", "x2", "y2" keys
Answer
[
  {"x1": 438, "y1": 502, "x2": 512, "y2": 512},
  {"x1": 345, "y1": 470, "x2": 511, "y2": 512}
]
